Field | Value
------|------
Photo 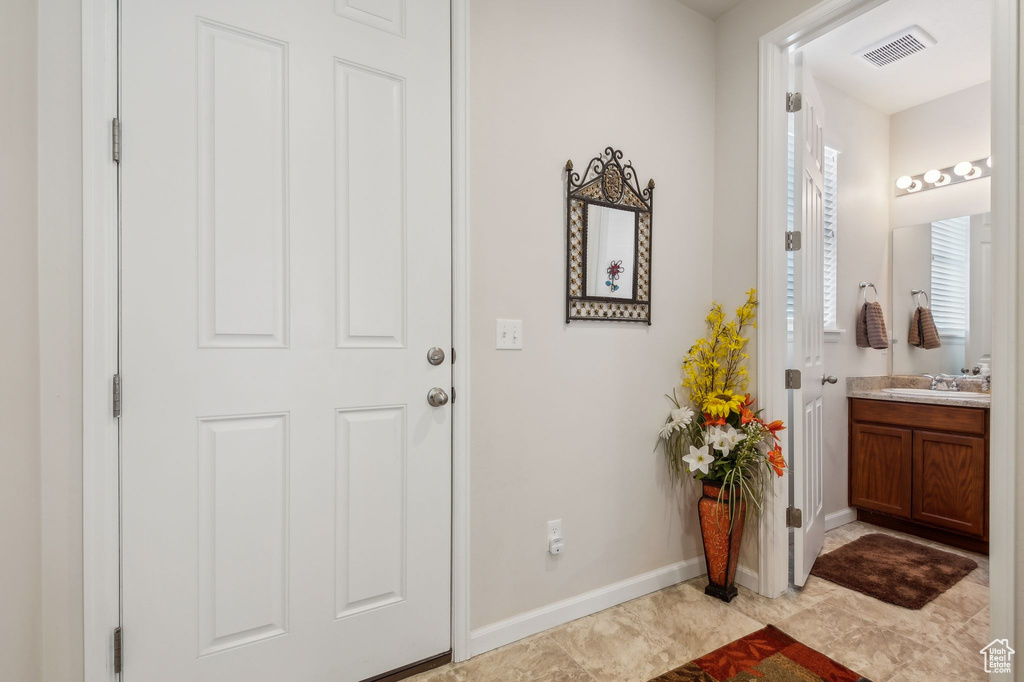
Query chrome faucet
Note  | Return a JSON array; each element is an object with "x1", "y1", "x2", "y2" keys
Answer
[{"x1": 929, "y1": 373, "x2": 959, "y2": 391}]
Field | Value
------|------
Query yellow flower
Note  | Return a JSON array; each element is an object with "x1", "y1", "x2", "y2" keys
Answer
[{"x1": 703, "y1": 392, "x2": 744, "y2": 419}]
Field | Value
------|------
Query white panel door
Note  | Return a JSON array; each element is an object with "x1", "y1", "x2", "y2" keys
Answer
[
  {"x1": 120, "y1": 2, "x2": 452, "y2": 680},
  {"x1": 790, "y1": 54, "x2": 826, "y2": 587}
]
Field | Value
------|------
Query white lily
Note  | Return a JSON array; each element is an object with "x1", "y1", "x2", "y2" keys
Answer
[
  {"x1": 708, "y1": 425, "x2": 746, "y2": 456},
  {"x1": 682, "y1": 444, "x2": 715, "y2": 475}
]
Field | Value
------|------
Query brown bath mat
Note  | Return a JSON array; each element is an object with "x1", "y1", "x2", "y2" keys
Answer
[{"x1": 810, "y1": 533, "x2": 977, "y2": 609}]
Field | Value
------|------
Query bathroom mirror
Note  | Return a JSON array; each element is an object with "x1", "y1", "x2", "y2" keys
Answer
[
  {"x1": 891, "y1": 213, "x2": 992, "y2": 376},
  {"x1": 565, "y1": 147, "x2": 654, "y2": 323}
]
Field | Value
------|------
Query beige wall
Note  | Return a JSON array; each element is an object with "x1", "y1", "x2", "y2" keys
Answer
[
  {"x1": 469, "y1": 0, "x2": 716, "y2": 629},
  {"x1": 889, "y1": 82, "x2": 992, "y2": 229},
  {"x1": 0, "y1": 0, "x2": 42, "y2": 680},
  {"x1": 712, "y1": 0, "x2": 821, "y2": 317},
  {"x1": 1017, "y1": 5, "x2": 1024, "y2": 667},
  {"x1": 813, "y1": 78, "x2": 891, "y2": 519},
  {"x1": 38, "y1": 0, "x2": 85, "y2": 679}
]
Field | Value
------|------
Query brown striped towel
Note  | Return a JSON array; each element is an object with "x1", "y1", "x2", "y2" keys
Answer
[
  {"x1": 909, "y1": 306, "x2": 941, "y2": 349},
  {"x1": 856, "y1": 301, "x2": 889, "y2": 350}
]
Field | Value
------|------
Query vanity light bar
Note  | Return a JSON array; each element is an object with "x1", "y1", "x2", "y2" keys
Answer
[{"x1": 894, "y1": 156, "x2": 992, "y2": 197}]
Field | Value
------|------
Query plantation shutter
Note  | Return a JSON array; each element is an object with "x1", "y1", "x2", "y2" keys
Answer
[
  {"x1": 822, "y1": 147, "x2": 839, "y2": 329},
  {"x1": 786, "y1": 127, "x2": 795, "y2": 334},
  {"x1": 930, "y1": 216, "x2": 970, "y2": 337},
  {"x1": 785, "y1": 135, "x2": 838, "y2": 333}
]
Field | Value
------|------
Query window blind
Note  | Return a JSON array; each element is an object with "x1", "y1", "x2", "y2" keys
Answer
[
  {"x1": 823, "y1": 147, "x2": 839, "y2": 329},
  {"x1": 784, "y1": 134, "x2": 838, "y2": 334},
  {"x1": 786, "y1": 128, "x2": 795, "y2": 334},
  {"x1": 930, "y1": 216, "x2": 970, "y2": 338}
]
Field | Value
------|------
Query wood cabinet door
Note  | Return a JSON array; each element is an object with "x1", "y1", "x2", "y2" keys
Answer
[
  {"x1": 850, "y1": 424, "x2": 913, "y2": 518},
  {"x1": 912, "y1": 430, "x2": 986, "y2": 537}
]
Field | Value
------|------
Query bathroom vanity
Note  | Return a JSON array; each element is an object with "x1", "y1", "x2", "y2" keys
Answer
[{"x1": 847, "y1": 378, "x2": 990, "y2": 554}]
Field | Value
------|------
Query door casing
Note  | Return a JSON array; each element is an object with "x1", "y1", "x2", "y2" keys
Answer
[
  {"x1": 81, "y1": 2, "x2": 472, "y2": 679},
  {"x1": 755, "y1": 0, "x2": 1018, "y2": 651}
]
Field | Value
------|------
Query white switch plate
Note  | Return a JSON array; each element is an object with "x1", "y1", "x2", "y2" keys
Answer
[{"x1": 496, "y1": 319, "x2": 523, "y2": 350}]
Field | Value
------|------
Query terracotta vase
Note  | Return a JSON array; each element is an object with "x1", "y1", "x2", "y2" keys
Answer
[{"x1": 698, "y1": 481, "x2": 746, "y2": 603}]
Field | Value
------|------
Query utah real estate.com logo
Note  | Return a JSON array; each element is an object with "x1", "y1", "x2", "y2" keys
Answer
[{"x1": 980, "y1": 639, "x2": 1015, "y2": 674}]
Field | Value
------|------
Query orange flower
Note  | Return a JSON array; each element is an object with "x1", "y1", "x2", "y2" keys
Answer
[
  {"x1": 762, "y1": 419, "x2": 786, "y2": 443},
  {"x1": 703, "y1": 413, "x2": 727, "y2": 426},
  {"x1": 768, "y1": 447, "x2": 785, "y2": 477}
]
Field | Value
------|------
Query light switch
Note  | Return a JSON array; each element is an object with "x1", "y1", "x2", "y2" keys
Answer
[{"x1": 496, "y1": 319, "x2": 523, "y2": 350}]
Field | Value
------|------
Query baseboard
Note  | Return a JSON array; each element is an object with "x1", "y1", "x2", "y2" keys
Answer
[
  {"x1": 468, "y1": 557, "x2": 764, "y2": 658},
  {"x1": 825, "y1": 508, "x2": 857, "y2": 531},
  {"x1": 468, "y1": 557, "x2": 705, "y2": 657},
  {"x1": 735, "y1": 565, "x2": 759, "y2": 592}
]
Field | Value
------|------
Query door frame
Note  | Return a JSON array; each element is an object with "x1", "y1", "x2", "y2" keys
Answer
[
  {"x1": 81, "y1": 1, "x2": 473, "y2": 679},
  {"x1": 755, "y1": 0, "x2": 1018, "y2": 649}
]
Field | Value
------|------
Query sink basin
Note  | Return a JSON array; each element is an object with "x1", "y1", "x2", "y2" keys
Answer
[{"x1": 881, "y1": 388, "x2": 990, "y2": 400}]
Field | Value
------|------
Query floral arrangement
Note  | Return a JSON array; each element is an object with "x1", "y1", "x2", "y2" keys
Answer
[{"x1": 659, "y1": 289, "x2": 785, "y2": 520}]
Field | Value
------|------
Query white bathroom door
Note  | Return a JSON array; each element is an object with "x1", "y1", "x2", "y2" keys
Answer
[
  {"x1": 790, "y1": 54, "x2": 827, "y2": 587},
  {"x1": 120, "y1": 2, "x2": 452, "y2": 681}
]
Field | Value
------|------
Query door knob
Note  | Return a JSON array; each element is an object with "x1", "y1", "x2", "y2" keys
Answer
[
  {"x1": 822, "y1": 375, "x2": 838, "y2": 385},
  {"x1": 426, "y1": 347, "x2": 446, "y2": 365},
  {"x1": 427, "y1": 387, "x2": 449, "y2": 407}
]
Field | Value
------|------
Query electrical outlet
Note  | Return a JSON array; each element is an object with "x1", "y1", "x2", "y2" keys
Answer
[
  {"x1": 547, "y1": 519, "x2": 561, "y2": 540},
  {"x1": 547, "y1": 519, "x2": 564, "y2": 555},
  {"x1": 496, "y1": 319, "x2": 523, "y2": 350}
]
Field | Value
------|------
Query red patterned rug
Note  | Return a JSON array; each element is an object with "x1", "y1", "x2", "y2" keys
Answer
[{"x1": 649, "y1": 625, "x2": 870, "y2": 681}]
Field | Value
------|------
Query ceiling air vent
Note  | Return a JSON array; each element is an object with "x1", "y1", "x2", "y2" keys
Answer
[{"x1": 856, "y1": 26, "x2": 936, "y2": 68}]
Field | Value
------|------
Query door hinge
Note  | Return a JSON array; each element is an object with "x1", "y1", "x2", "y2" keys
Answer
[
  {"x1": 451, "y1": 386, "x2": 456, "y2": 404},
  {"x1": 113, "y1": 626, "x2": 123, "y2": 674},
  {"x1": 785, "y1": 231, "x2": 802, "y2": 251},
  {"x1": 112, "y1": 118, "x2": 121, "y2": 164},
  {"x1": 786, "y1": 92, "x2": 802, "y2": 113},
  {"x1": 112, "y1": 374, "x2": 122, "y2": 418},
  {"x1": 451, "y1": 347, "x2": 456, "y2": 364},
  {"x1": 786, "y1": 507, "x2": 803, "y2": 528},
  {"x1": 785, "y1": 369, "x2": 802, "y2": 390}
]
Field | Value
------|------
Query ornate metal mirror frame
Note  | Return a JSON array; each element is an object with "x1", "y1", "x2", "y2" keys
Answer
[{"x1": 565, "y1": 147, "x2": 654, "y2": 324}]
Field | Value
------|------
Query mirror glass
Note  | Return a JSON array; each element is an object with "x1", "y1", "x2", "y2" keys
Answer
[
  {"x1": 585, "y1": 204, "x2": 636, "y2": 299},
  {"x1": 891, "y1": 213, "x2": 992, "y2": 375}
]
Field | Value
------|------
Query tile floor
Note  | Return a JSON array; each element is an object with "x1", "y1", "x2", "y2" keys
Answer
[{"x1": 411, "y1": 521, "x2": 990, "y2": 682}]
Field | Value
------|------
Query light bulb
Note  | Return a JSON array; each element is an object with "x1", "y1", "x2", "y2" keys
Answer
[
  {"x1": 907, "y1": 180, "x2": 922, "y2": 193},
  {"x1": 987, "y1": 156, "x2": 993, "y2": 168},
  {"x1": 934, "y1": 173, "x2": 951, "y2": 186},
  {"x1": 923, "y1": 169, "x2": 942, "y2": 184},
  {"x1": 954, "y1": 161, "x2": 973, "y2": 177},
  {"x1": 896, "y1": 175, "x2": 913, "y2": 190}
]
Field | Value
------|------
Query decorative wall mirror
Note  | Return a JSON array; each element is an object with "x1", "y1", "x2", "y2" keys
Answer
[{"x1": 565, "y1": 147, "x2": 654, "y2": 324}]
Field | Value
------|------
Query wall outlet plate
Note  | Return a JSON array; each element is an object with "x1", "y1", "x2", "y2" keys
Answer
[
  {"x1": 547, "y1": 519, "x2": 561, "y2": 540},
  {"x1": 496, "y1": 319, "x2": 523, "y2": 350},
  {"x1": 547, "y1": 519, "x2": 563, "y2": 556}
]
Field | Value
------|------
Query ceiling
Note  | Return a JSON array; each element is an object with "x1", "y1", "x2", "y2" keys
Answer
[
  {"x1": 674, "y1": 0, "x2": 744, "y2": 21},
  {"x1": 800, "y1": 0, "x2": 991, "y2": 114}
]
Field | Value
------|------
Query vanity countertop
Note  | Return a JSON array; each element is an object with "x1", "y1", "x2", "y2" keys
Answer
[{"x1": 847, "y1": 376, "x2": 991, "y2": 409}]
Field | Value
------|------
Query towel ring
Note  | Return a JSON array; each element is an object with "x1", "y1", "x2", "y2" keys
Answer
[
  {"x1": 911, "y1": 289, "x2": 930, "y2": 307},
  {"x1": 859, "y1": 282, "x2": 878, "y2": 304}
]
